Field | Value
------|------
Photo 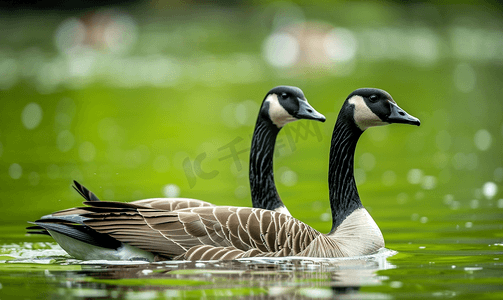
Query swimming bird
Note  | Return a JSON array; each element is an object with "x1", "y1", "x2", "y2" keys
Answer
[
  {"x1": 27, "y1": 86, "x2": 326, "y2": 260},
  {"x1": 35, "y1": 88, "x2": 419, "y2": 261}
]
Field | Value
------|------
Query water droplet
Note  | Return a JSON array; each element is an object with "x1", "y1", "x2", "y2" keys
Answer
[
  {"x1": 420, "y1": 216, "x2": 428, "y2": 223},
  {"x1": 9, "y1": 163, "x2": 22, "y2": 179},
  {"x1": 474, "y1": 129, "x2": 491, "y2": 151},
  {"x1": 421, "y1": 176, "x2": 437, "y2": 190},
  {"x1": 482, "y1": 182, "x2": 498, "y2": 199},
  {"x1": 419, "y1": 246, "x2": 426, "y2": 249},
  {"x1": 465, "y1": 222, "x2": 473, "y2": 228},
  {"x1": 79, "y1": 141, "x2": 96, "y2": 162},
  {"x1": 407, "y1": 169, "x2": 423, "y2": 184},
  {"x1": 382, "y1": 170, "x2": 396, "y2": 186},
  {"x1": 21, "y1": 103, "x2": 43, "y2": 130},
  {"x1": 389, "y1": 281, "x2": 403, "y2": 288},
  {"x1": 411, "y1": 213, "x2": 419, "y2": 221},
  {"x1": 163, "y1": 184, "x2": 180, "y2": 198},
  {"x1": 498, "y1": 199, "x2": 503, "y2": 208},
  {"x1": 263, "y1": 32, "x2": 300, "y2": 68},
  {"x1": 57, "y1": 130, "x2": 75, "y2": 152}
]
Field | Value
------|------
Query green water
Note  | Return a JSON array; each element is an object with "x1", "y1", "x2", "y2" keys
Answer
[{"x1": 1, "y1": 2, "x2": 502, "y2": 299}]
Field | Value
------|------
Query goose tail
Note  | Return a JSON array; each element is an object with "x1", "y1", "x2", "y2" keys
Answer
[{"x1": 72, "y1": 180, "x2": 100, "y2": 201}]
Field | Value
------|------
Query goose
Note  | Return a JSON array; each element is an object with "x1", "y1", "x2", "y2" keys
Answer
[
  {"x1": 27, "y1": 86, "x2": 326, "y2": 260},
  {"x1": 34, "y1": 88, "x2": 419, "y2": 261}
]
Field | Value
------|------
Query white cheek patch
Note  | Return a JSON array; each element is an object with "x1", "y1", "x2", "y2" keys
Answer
[
  {"x1": 266, "y1": 94, "x2": 297, "y2": 128},
  {"x1": 348, "y1": 95, "x2": 388, "y2": 130}
]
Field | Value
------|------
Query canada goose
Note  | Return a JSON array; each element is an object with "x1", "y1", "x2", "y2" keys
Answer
[
  {"x1": 27, "y1": 86, "x2": 325, "y2": 260},
  {"x1": 33, "y1": 88, "x2": 418, "y2": 261}
]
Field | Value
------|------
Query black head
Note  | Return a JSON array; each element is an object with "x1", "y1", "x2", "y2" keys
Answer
[
  {"x1": 345, "y1": 88, "x2": 420, "y2": 130},
  {"x1": 261, "y1": 86, "x2": 326, "y2": 128}
]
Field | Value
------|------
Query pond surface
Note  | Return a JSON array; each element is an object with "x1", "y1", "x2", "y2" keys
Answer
[{"x1": 1, "y1": 200, "x2": 502, "y2": 299}]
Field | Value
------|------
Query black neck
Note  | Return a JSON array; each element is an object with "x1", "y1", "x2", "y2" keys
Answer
[
  {"x1": 249, "y1": 116, "x2": 284, "y2": 211},
  {"x1": 328, "y1": 106, "x2": 364, "y2": 232}
]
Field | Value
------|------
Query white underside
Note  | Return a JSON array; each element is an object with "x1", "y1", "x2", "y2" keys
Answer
[{"x1": 48, "y1": 230, "x2": 155, "y2": 262}]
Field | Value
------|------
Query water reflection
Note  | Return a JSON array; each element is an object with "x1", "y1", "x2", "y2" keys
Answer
[{"x1": 53, "y1": 249, "x2": 396, "y2": 299}]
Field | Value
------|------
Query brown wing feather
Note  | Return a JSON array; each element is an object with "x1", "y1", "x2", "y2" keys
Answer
[
  {"x1": 81, "y1": 202, "x2": 323, "y2": 260},
  {"x1": 131, "y1": 198, "x2": 215, "y2": 211}
]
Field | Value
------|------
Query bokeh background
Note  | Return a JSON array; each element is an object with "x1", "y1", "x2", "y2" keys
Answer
[{"x1": 0, "y1": 0, "x2": 502, "y2": 245}]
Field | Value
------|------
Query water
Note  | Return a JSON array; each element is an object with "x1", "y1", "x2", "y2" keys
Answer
[{"x1": 1, "y1": 2, "x2": 502, "y2": 299}]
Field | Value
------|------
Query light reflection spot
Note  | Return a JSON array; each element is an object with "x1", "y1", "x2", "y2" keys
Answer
[
  {"x1": 9, "y1": 163, "x2": 22, "y2": 179},
  {"x1": 163, "y1": 184, "x2": 180, "y2": 198},
  {"x1": 482, "y1": 182, "x2": 498, "y2": 199},
  {"x1": 474, "y1": 129, "x2": 492, "y2": 151},
  {"x1": 22, "y1": 103, "x2": 43, "y2": 130}
]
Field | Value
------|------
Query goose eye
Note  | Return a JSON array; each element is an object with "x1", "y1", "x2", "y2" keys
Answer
[
  {"x1": 369, "y1": 95, "x2": 378, "y2": 102},
  {"x1": 280, "y1": 93, "x2": 289, "y2": 100}
]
